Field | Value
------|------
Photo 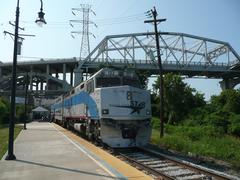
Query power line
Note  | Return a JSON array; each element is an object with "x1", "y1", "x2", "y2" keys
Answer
[{"x1": 20, "y1": 12, "x2": 145, "y2": 25}]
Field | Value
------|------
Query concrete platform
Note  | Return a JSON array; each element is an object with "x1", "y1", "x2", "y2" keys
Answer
[{"x1": 0, "y1": 122, "x2": 152, "y2": 180}]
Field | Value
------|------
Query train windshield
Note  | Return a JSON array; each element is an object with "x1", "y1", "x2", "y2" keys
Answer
[
  {"x1": 123, "y1": 77, "x2": 140, "y2": 88},
  {"x1": 96, "y1": 77, "x2": 140, "y2": 88},
  {"x1": 96, "y1": 77, "x2": 121, "y2": 87}
]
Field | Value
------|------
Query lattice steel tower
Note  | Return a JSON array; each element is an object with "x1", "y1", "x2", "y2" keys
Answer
[{"x1": 70, "y1": 4, "x2": 96, "y2": 59}]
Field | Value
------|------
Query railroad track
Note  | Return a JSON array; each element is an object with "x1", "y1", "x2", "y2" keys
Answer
[
  {"x1": 60, "y1": 124, "x2": 238, "y2": 179},
  {"x1": 114, "y1": 147, "x2": 236, "y2": 180}
]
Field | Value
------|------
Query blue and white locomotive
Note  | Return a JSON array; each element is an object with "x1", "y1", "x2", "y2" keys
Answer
[{"x1": 51, "y1": 68, "x2": 152, "y2": 148}]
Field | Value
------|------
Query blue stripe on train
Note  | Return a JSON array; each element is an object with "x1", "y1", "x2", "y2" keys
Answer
[{"x1": 62, "y1": 91, "x2": 99, "y2": 119}]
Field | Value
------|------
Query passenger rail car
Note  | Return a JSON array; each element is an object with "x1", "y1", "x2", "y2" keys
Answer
[{"x1": 51, "y1": 68, "x2": 152, "y2": 148}]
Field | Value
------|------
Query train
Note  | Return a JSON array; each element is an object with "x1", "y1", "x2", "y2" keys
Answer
[{"x1": 51, "y1": 68, "x2": 152, "y2": 148}]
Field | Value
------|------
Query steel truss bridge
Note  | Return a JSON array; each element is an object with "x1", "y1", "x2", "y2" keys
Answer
[{"x1": 1, "y1": 32, "x2": 240, "y2": 98}]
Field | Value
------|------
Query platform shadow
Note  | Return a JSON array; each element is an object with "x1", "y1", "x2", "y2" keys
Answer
[{"x1": 15, "y1": 159, "x2": 125, "y2": 180}]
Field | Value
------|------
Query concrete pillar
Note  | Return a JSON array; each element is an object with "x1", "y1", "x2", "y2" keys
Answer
[
  {"x1": 36, "y1": 82, "x2": 39, "y2": 92},
  {"x1": 29, "y1": 66, "x2": 33, "y2": 91},
  {"x1": 74, "y1": 68, "x2": 83, "y2": 86},
  {"x1": 0, "y1": 67, "x2": 2, "y2": 80},
  {"x1": 63, "y1": 63, "x2": 66, "y2": 82},
  {"x1": 40, "y1": 81, "x2": 43, "y2": 91},
  {"x1": 70, "y1": 69, "x2": 73, "y2": 86},
  {"x1": 220, "y1": 78, "x2": 234, "y2": 90},
  {"x1": 46, "y1": 64, "x2": 50, "y2": 90}
]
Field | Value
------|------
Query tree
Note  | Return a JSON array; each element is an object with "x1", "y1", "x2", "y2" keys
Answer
[
  {"x1": 152, "y1": 73, "x2": 205, "y2": 124},
  {"x1": 210, "y1": 89, "x2": 240, "y2": 114}
]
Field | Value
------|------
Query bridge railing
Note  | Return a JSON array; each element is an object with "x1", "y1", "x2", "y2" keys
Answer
[{"x1": 87, "y1": 58, "x2": 230, "y2": 68}]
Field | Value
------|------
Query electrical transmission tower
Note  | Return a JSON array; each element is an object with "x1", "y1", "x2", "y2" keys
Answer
[{"x1": 70, "y1": 4, "x2": 97, "y2": 59}]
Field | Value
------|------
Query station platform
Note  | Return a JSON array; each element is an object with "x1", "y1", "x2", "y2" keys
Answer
[{"x1": 0, "y1": 122, "x2": 152, "y2": 180}]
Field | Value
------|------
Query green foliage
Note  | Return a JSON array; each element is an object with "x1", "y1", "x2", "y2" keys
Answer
[
  {"x1": 210, "y1": 89, "x2": 240, "y2": 114},
  {"x1": 183, "y1": 89, "x2": 240, "y2": 137},
  {"x1": 151, "y1": 123, "x2": 240, "y2": 170},
  {"x1": 16, "y1": 105, "x2": 26, "y2": 123},
  {"x1": 229, "y1": 114, "x2": 240, "y2": 136},
  {"x1": 0, "y1": 97, "x2": 27, "y2": 125},
  {"x1": 151, "y1": 85, "x2": 240, "y2": 170},
  {"x1": 152, "y1": 73, "x2": 205, "y2": 124},
  {"x1": 0, "y1": 101, "x2": 7, "y2": 123},
  {"x1": 204, "y1": 111, "x2": 230, "y2": 134},
  {"x1": 0, "y1": 97, "x2": 10, "y2": 124},
  {"x1": 151, "y1": 116, "x2": 160, "y2": 129}
]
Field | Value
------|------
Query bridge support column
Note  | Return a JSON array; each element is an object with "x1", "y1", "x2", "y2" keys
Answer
[
  {"x1": 40, "y1": 81, "x2": 43, "y2": 92},
  {"x1": 29, "y1": 66, "x2": 33, "y2": 91},
  {"x1": 63, "y1": 63, "x2": 66, "y2": 82},
  {"x1": 46, "y1": 64, "x2": 50, "y2": 90},
  {"x1": 36, "y1": 82, "x2": 39, "y2": 93},
  {"x1": 220, "y1": 78, "x2": 235, "y2": 90},
  {"x1": 0, "y1": 67, "x2": 2, "y2": 80},
  {"x1": 74, "y1": 68, "x2": 83, "y2": 86},
  {"x1": 70, "y1": 69, "x2": 73, "y2": 86}
]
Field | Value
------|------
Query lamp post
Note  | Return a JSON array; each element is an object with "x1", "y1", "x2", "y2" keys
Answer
[{"x1": 5, "y1": 0, "x2": 46, "y2": 160}]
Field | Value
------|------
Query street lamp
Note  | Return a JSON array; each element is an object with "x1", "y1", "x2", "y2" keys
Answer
[
  {"x1": 35, "y1": 0, "x2": 47, "y2": 27},
  {"x1": 5, "y1": 0, "x2": 46, "y2": 161}
]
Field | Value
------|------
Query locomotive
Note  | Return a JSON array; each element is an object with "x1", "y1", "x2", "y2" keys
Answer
[{"x1": 51, "y1": 68, "x2": 152, "y2": 148}]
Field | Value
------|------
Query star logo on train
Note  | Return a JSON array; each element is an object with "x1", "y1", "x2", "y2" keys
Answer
[{"x1": 111, "y1": 101, "x2": 145, "y2": 114}]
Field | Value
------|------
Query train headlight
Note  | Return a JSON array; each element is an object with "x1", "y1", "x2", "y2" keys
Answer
[
  {"x1": 127, "y1": 91, "x2": 132, "y2": 100},
  {"x1": 102, "y1": 109, "x2": 109, "y2": 115}
]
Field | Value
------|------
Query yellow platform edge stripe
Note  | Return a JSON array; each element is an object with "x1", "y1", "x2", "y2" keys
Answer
[{"x1": 54, "y1": 123, "x2": 153, "y2": 180}]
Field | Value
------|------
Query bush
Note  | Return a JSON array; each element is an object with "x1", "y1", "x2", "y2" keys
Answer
[
  {"x1": 202, "y1": 126, "x2": 225, "y2": 137},
  {"x1": 229, "y1": 124, "x2": 240, "y2": 137},
  {"x1": 16, "y1": 105, "x2": 26, "y2": 123},
  {"x1": 228, "y1": 114, "x2": 240, "y2": 137},
  {"x1": 185, "y1": 127, "x2": 202, "y2": 141},
  {"x1": 0, "y1": 101, "x2": 7, "y2": 123},
  {"x1": 151, "y1": 116, "x2": 160, "y2": 129},
  {"x1": 151, "y1": 123, "x2": 240, "y2": 170},
  {"x1": 0, "y1": 97, "x2": 10, "y2": 124},
  {"x1": 204, "y1": 112, "x2": 230, "y2": 133}
]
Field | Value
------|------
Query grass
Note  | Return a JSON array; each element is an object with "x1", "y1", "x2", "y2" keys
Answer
[
  {"x1": 0, "y1": 125, "x2": 22, "y2": 159},
  {"x1": 151, "y1": 118, "x2": 240, "y2": 170}
]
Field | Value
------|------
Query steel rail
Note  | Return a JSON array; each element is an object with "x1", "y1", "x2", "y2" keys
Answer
[
  {"x1": 114, "y1": 147, "x2": 233, "y2": 180},
  {"x1": 139, "y1": 147, "x2": 232, "y2": 180},
  {"x1": 116, "y1": 150, "x2": 174, "y2": 180}
]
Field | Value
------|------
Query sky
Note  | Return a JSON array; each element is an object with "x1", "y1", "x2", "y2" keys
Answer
[{"x1": 0, "y1": 0, "x2": 240, "y2": 100}]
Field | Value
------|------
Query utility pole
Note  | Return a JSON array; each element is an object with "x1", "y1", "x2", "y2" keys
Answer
[
  {"x1": 144, "y1": 7, "x2": 166, "y2": 138},
  {"x1": 70, "y1": 4, "x2": 97, "y2": 59}
]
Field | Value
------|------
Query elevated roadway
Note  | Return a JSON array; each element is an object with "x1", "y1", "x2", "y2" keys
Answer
[{"x1": 0, "y1": 32, "x2": 240, "y2": 98}]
